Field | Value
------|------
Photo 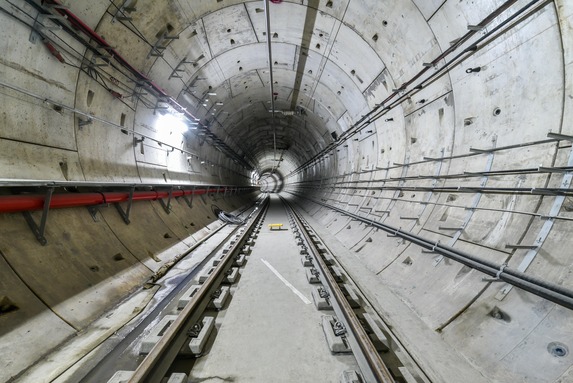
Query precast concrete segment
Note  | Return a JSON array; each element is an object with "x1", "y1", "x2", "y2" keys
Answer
[{"x1": 190, "y1": 195, "x2": 358, "y2": 382}]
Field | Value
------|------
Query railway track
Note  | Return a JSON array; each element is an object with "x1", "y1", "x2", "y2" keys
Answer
[
  {"x1": 90, "y1": 195, "x2": 430, "y2": 383},
  {"x1": 281, "y1": 196, "x2": 430, "y2": 383}
]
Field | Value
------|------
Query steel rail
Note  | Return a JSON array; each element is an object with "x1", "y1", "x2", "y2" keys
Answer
[
  {"x1": 127, "y1": 196, "x2": 269, "y2": 382},
  {"x1": 282, "y1": 197, "x2": 395, "y2": 383},
  {"x1": 289, "y1": 192, "x2": 573, "y2": 311}
]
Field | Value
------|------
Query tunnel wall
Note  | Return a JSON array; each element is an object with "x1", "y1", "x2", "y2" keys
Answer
[
  {"x1": 0, "y1": 2, "x2": 254, "y2": 381},
  {"x1": 1, "y1": 1, "x2": 572, "y2": 382},
  {"x1": 287, "y1": 1, "x2": 573, "y2": 382}
]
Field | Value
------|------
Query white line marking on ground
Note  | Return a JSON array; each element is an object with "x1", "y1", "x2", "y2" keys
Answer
[{"x1": 260, "y1": 258, "x2": 311, "y2": 304}]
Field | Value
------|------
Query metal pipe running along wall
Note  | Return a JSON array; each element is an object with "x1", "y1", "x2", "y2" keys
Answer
[
  {"x1": 0, "y1": 187, "x2": 250, "y2": 213},
  {"x1": 288, "y1": 192, "x2": 573, "y2": 311}
]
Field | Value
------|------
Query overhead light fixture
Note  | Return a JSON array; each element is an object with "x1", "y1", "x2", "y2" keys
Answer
[
  {"x1": 216, "y1": 102, "x2": 224, "y2": 105},
  {"x1": 208, "y1": 92, "x2": 217, "y2": 96}
]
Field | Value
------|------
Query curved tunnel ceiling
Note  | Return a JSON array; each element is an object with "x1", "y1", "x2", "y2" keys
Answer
[
  {"x1": 2, "y1": 0, "x2": 573, "y2": 382},
  {"x1": 106, "y1": 0, "x2": 424, "y2": 177},
  {"x1": 167, "y1": 1, "x2": 363, "y2": 177}
]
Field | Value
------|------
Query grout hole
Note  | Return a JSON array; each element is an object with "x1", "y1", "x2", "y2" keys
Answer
[
  {"x1": 87, "y1": 90, "x2": 94, "y2": 107},
  {"x1": 0, "y1": 296, "x2": 19, "y2": 316}
]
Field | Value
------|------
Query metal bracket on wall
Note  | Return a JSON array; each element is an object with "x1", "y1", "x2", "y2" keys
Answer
[
  {"x1": 111, "y1": 0, "x2": 137, "y2": 23},
  {"x1": 115, "y1": 187, "x2": 135, "y2": 224},
  {"x1": 496, "y1": 132, "x2": 573, "y2": 301},
  {"x1": 433, "y1": 136, "x2": 497, "y2": 267},
  {"x1": 168, "y1": 56, "x2": 201, "y2": 80},
  {"x1": 179, "y1": 187, "x2": 194, "y2": 208},
  {"x1": 87, "y1": 203, "x2": 109, "y2": 222},
  {"x1": 22, "y1": 187, "x2": 54, "y2": 246},
  {"x1": 158, "y1": 188, "x2": 173, "y2": 214},
  {"x1": 147, "y1": 30, "x2": 179, "y2": 58},
  {"x1": 29, "y1": 12, "x2": 64, "y2": 44}
]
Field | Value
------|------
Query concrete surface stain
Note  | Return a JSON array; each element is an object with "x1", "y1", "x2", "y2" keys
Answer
[{"x1": 0, "y1": 57, "x2": 70, "y2": 92}]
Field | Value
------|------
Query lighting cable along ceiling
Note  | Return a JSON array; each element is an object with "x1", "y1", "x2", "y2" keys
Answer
[
  {"x1": 22, "y1": 0, "x2": 254, "y2": 171},
  {"x1": 264, "y1": 0, "x2": 278, "y2": 172}
]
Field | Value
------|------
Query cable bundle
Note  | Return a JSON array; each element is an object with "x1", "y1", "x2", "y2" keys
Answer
[{"x1": 211, "y1": 205, "x2": 245, "y2": 225}]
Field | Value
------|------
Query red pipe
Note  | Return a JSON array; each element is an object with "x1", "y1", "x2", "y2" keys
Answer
[{"x1": 0, "y1": 187, "x2": 240, "y2": 214}]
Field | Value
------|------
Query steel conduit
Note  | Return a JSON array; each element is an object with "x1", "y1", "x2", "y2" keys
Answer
[
  {"x1": 0, "y1": 188, "x2": 230, "y2": 213},
  {"x1": 291, "y1": 193, "x2": 573, "y2": 311}
]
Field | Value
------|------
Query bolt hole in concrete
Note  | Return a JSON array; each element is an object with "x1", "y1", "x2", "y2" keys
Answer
[
  {"x1": 447, "y1": 194, "x2": 458, "y2": 202},
  {"x1": 493, "y1": 107, "x2": 502, "y2": 116},
  {"x1": 382, "y1": 20, "x2": 388, "y2": 26},
  {"x1": 464, "y1": 117, "x2": 475, "y2": 126},
  {"x1": 548, "y1": 342, "x2": 569, "y2": 357},
  {"x1": 89, "y1": 266, "x2": 100, "y2": 272},
  {"x1": 0, "y1": 296, "x2": 19, "y2": 316},
  {"x1": 113, "y1": 253, "x2": 125, "y2": 261},
  {"x1": 164, "y1": 233, "x2": 172, "y2": 239},
  {"x1": 489, "y1": 306, "x2": 511, "y2": 323}
]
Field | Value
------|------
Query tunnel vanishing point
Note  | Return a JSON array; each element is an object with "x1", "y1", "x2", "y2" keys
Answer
[{"x1": 1, "y1": 1, "x2": 573, "y2": 382}]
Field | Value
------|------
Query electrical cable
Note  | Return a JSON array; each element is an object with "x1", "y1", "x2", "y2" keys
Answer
[
  {"x1": 287, "y1": 0, "x2": 545, "y2": 177},
  {"x1": 211, "y1": 204, "x2": 246, "y2": 225}
]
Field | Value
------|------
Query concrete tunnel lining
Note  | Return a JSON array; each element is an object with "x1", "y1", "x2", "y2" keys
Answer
[{"x1": 1, "y1": 0, "x2": 573, "y2": 382}]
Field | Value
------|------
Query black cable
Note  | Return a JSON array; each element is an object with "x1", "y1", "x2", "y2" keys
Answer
[
  {"x1": 288, "y1": 193, "x2": 573, "y2": 311},
  {"x1": 211, "y1": 204, "x2": 245, "y2": 225},
  {"x1": 288, "y1": 0, "x2": 546, "y2": 177}
]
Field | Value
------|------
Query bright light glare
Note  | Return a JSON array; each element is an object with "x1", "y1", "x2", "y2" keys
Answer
[{"x1": 156, "y1": 113, "x2": 188, "y2": 140}]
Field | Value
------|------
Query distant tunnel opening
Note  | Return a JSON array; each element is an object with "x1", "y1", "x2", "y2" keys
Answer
[{"x1": 258, "y1": 171, "x2": 284, "y2": 193}]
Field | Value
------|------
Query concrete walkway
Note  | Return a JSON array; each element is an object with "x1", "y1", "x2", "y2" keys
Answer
[{"x1": 190, "y1": 195, "x2": 356, "y2": 382}]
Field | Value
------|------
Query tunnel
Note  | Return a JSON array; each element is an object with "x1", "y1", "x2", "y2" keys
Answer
[{"x1": 1, "y1": 0, "x2": 573, "y2": 382}]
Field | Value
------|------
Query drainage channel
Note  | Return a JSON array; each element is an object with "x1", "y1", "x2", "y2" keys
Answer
[
  {"x1": 96, "y1": 196, "x2": 270, "y2": 383},
  {"x1": 281, "y1": 196, "x2": 431, "y2": 383}
]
